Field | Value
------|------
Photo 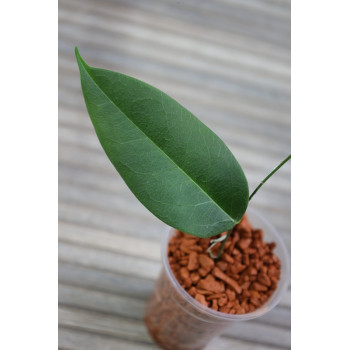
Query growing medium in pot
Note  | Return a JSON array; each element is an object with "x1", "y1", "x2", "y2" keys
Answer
[
  {"x1": 168, "y1": 214, "x2": 281, "y2": 314},
  {"x1": 75, "y1": 47, "x2": 290, "y2": 350},
  {"x1": 145, "y1": 208, "x2": 289, "y2": 350}
]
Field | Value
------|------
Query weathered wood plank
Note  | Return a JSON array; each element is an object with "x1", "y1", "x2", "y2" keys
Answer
[
  {"x1": 58, "y1": 183, "x2": 161, "y2": 227},
  {"x1": 59, "y1": 326, "x2": 286, "y2": 350},
  {"x1": 59, "y1": 201, "x2": 165, "y2": 241},
  {"x1": 59, "y1": 305, "x2": 290, "y2": 348},
  {"x1": 59, "y1": 283, "x2": 290, "y2": 328},
  {"x1": 58, "y1": 262, "x2": 155, "y2": 299},
  {"x1": 226, "y1": 321, "x2": 290, "y2": 348},
  {"x1": 59, "y1": 222, "x2": 160, "y2": 261},
  {"x1": 58, "y1": 12, "x2": 290, "y2": 94},
  {"x1": 280, "y1": 289, "x2": 291, "y2": 309},
  {"x1": 60, "y1": 0, "x2": 290, "y2": 64},
  {"x1": 59, "y1": 284, "x2": 145, "y2": 320},
  {"x1": 59, "y1": 49, "x2": 290, "y2": 125},
  {"x1": 217, "y1": 0, "x2": 290, "y2": 19},
  {"x1": 59, "y1": 306, "x2": 151, "y2": 343},
  {"x1": 58, "y1": 242, "x2": 161, "y2": 280},
  {"x1": 59, "y1": 327, "x2": 154, "y2": 350},
  {"x1": 60, "y1": 0, "x2": 290, "y2": 49},
  {"x1": 259, "y1": 306, "x2": 290, "y2": 328}
]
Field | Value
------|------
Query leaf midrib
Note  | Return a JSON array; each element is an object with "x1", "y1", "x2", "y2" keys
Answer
[{"x1": 81, "y1": 63, "x2": 234, "y2": 225}]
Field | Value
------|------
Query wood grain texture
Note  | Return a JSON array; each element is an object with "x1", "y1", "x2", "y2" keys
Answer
[{"x1": 59, "y1": 0, "x2": 290, "y2": 348}]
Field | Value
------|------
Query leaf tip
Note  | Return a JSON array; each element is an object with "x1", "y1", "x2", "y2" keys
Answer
[
  {"x1": 75, "y1": 46, "x2": 82, "y2": 61},
  {"x1": 75, "y1": 46, "x2": 88, "y2": 69}
]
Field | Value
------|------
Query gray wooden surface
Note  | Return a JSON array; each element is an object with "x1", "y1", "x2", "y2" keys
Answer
[{"x1": 58, "y1": 0, "x2": 291, "y2": 349}]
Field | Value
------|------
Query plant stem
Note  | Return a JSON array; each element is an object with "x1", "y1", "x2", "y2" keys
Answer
[
  {"x1": 207, "y1": 226, "x2": 235, "y2": 260},
  {"x1": 249, "y1": 154, "x2": 291, "y2": 202},
  {"x1": 215, "y1": 228, "x2": 234, "y2": 259}
]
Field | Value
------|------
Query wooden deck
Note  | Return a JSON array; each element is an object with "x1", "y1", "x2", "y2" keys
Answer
[{"x1": 58, "y1": 0, "x2": 291, "y2": 348}]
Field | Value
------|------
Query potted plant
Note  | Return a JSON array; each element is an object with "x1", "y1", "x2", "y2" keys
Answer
[{"x1": 75, "y1": 47, "x2": 290, "y2": 350}]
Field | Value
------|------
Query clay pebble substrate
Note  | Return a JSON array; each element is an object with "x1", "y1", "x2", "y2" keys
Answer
[{"x1": 168, "y1": 214, "x2": 281, "y2": 315}]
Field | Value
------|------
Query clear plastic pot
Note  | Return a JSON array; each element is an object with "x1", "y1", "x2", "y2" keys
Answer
[{"x1": 145, "y1": 208, "x2": 290, "y2": 350}]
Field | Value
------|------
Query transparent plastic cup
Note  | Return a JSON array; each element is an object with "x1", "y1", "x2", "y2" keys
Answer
[{"x1": 145, "y1": 208, "x2": 290, "y2": 350}]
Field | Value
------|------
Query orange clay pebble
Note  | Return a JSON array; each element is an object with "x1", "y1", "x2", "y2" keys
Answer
[
  {"x1": 248, "y1": 266, "x2": 258, "y2": 275},
  {"x1": 198, "y1": 267, "x2": 210, "y2": 277},
  {"x1": 258, "y1": 273, "x2": 272, "y2": 287},
  {"x1": 196, "y1": 289, "x2": 213, "y2": 296},
  {"x1": 195, "y1": 294, "x2": 208, "y2": 307},
  {"x1": 207, "y1": 293, "x2": 225, "y2": 301},
  {"x1": 243, "y1": 254, "x2": 250, "y2": 266},
  {"x1": 238, "y1": 238, "x2": 252, "y2": 250},
  {"x1": 184, "y1": 278, "x2": 192, "y2": 288},
  {"x1": 180, "y1": 267, "x2": 190, "y2": 280},
  {"x1": 218, "y1": 295, "x2": 228, "y2": 307},
  {"x1": 198, "y1": 254, "x2": 215, "y2": 271},
  {"x1": 179, "y1": 258, "x2": 189, "y2": 266},
  {"x1": 252, "y1": 282, "x2": 268, "y2": 292},
  {"x1": 226, "y1": 289, "x2": 236, "y2": 301},
  {"x1": 197, "y1": 274, "x2": 225, "y2": 294},
  {"x1": 187, "y1": 252, "x2": 199, "y2": 271},
  {"x1": 213, "y1": 267, "x2": 242, "y2": 294},
  {"x1": 217, "y1": 261, "x2": 228, "y2": 272},
  {"x1": 188, "y1": 286, "x2": 197, "y2": 297},
  {"x1": 190, "y1": 272, "x2": 200, "y2": 284},
  {"x1": 222, "y1": 253, "x2": 234, "y2": 264},
  {"x1": 230, "y1": 263, "x2": 246, "y2": 275}
]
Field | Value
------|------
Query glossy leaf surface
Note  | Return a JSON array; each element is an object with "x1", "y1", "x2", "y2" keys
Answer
[{"x1": 75, "y1": 47, "x2": 249, "y2": 237}]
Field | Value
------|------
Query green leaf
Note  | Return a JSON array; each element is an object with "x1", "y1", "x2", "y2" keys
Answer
[{"x1": 75, "y1": 47, "x2": 249, "y2": 238}]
